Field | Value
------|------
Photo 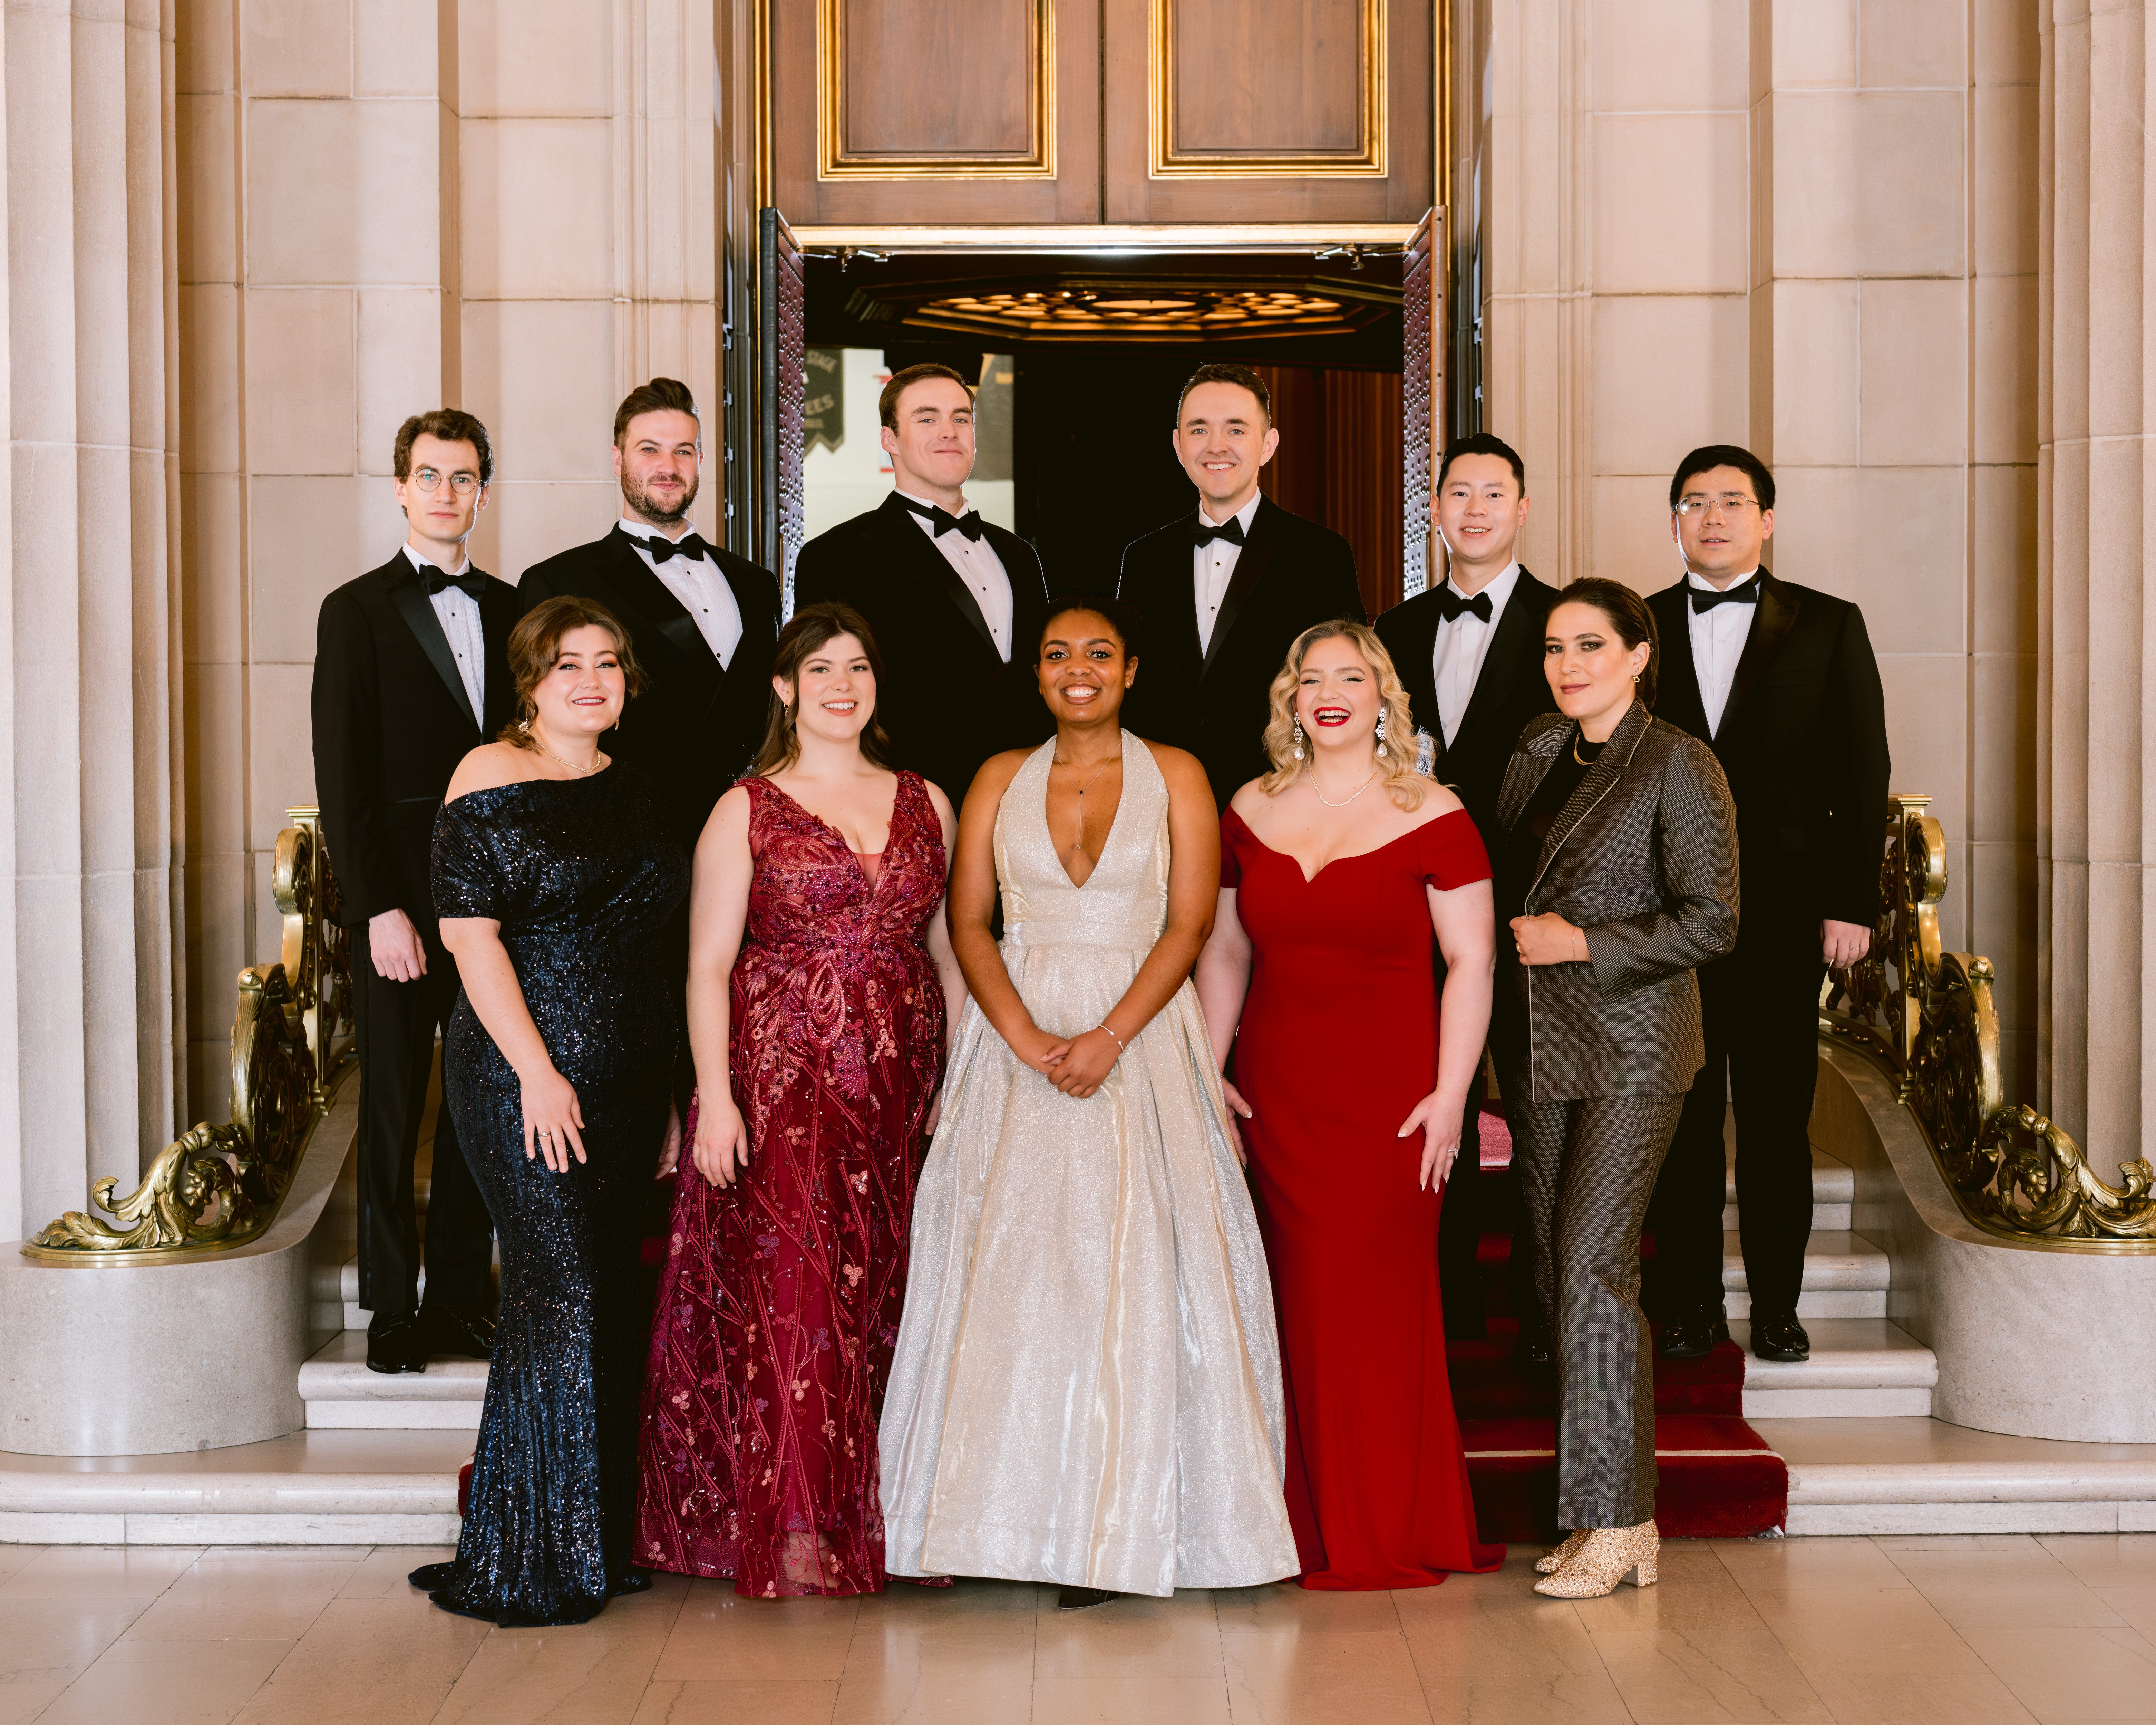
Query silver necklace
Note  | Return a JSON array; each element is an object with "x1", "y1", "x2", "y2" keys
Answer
[
  {"x1": 1055, "y1": 755, "x2": 1117, "y2": 798},
  {"x1": 533, "y1": 737, "x2": 604, "y2": 777},
  {"x1": 1310, "y1": 767, "x2": 1377, "y2": 808}
]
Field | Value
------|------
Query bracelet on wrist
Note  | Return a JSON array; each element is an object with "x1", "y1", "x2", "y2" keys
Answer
[{"x1": 1095, "y1": 1022, "x2": 1126, "y2": 1054}]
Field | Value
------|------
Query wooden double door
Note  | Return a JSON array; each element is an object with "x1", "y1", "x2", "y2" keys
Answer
[{"x1": 769, "y1": 0, "x2": 1433, "y2": 225}]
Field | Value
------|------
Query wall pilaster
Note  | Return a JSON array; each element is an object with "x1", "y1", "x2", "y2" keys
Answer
[{"x1": 0, "y1": 0, "x2": 184, "y2": 1237}]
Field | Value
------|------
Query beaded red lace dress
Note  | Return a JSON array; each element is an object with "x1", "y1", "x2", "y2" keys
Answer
[{"x1": 633, "y1": 772, "x2": 946, "y2": 1596}]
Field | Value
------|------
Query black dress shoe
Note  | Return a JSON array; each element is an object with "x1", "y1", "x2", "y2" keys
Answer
[
  {"x1": 1657, "y1": 1306, "x2": 1730, "y2": 1360},
  {"x1": 408, "y1": 1560, "x2": 457, "y2": 1590},
  {"x1": 424, "y1": 1307, "x2": 496, "y2": 1361},
  {"x1": 610, "y1": 1568, "x2": 654, "y2": 1596},
  {"x1": 1514, "y1": 1307, "x2": 1554, "y2": 1367},
  {"x1": 367, "y1": 1315, "x2": 427, "y2": 1374},
  {"x1": 1750, "y1": 1312, "x2": 1811, "y2": 1362},
  {"x1": 1057, "y1": 1585, "x2": 1116, "y2": 1609}
]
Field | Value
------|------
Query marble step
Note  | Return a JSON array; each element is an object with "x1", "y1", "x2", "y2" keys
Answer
[
  {"x1": 0, "y1": 1429, "x2": 469, "y2": 1544},
  {"x1": 1722, "y1": 1148, "x2": 1853, "y2": 1232},
  {"x1": 1733, "y1": 1318, "x2": 1935, "y2": 1418},
  {"x1": 1760, "y1": 1415, "x2": 2156, "y2": 1535},
  {"x1": 299, "y1": 1332, "x2": 486, "y2": 1430},
  {"x1": 1724, "y1": 1230, "x2": 1889, "y2": 1319}
]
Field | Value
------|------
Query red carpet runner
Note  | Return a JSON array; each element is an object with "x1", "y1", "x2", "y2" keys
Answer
[{"x1": 1448, "y1": 1218, "x2": 1788, "y2": 1541}]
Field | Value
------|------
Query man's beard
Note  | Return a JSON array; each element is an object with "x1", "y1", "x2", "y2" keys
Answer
[{"x1": 623, "y1": 469, "x2": 698, "y2": 526}]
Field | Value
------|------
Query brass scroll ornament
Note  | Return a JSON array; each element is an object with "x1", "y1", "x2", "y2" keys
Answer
[
  {"x1": 25, "y1": 809, "x2": 356, "y2": 1259},
  {"x1": 1820, "y1": 795, "x2": 2156, "y2": 1248}
]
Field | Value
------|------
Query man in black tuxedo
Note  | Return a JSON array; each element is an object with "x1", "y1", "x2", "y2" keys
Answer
[
  {"x1": 793, "y1": 361, "x2": 1052, "y2": 806},
  {"x1": 1375, "y1": 432, "x2": 1558, "y2": 1344},
  {"x1": 1645, "y1": 445, "x2": 1890, "y2": 1366},
  {"x1": 311, "y1": 410, "x2": 514, "y2": 1375},
  {"x1": 1116, "y1": 363, "x2": 1365, "y2": 810},
  {"x1": 518, "y1": 378, "x2": 780, "y2": 857}
]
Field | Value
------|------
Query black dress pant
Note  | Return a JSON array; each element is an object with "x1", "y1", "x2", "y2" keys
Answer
[
  {"x1": 1649, "y1": 917, "x2": 1824, "y2": 1320},
  {"x1": 353, "y1": 920, "x2": 494, "y2": 1321}
]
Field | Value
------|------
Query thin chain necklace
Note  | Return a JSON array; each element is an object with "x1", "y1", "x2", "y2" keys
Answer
[
  {"x1": 1055, "y1": 754, "x2": 1118, "y2": 798},
  {"x1": 532, "y1": 734, "x2": 605, "y2": 777},
  {"x1": 1310, "y1": 767, "x2": 1378, "y2": 808}
]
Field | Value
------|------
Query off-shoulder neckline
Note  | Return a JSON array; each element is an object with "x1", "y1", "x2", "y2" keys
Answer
[
  {"x1": 1223, "y1": 803, "x2": 1474, "y2": 886},
  {"x1": 444, "y1": 765, "x2": 621, "y2": 810}
]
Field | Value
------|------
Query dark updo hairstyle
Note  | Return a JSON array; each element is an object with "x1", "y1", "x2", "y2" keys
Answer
[
  {"x1": 499, "y1": 595, "x2": 643, "y2": 747},
  {"x1": 750, "y1": 601, "x2": 894, "y2": 775},
  {"x1": 1551, "y1": 576, "x2": 1660, "y2": 709},
  {"x1": 1036, "y1": 592, "x2": 1146, "y2": 665}
]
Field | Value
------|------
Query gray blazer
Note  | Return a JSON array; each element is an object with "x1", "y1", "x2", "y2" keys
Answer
[{"x1": 1495, "y1": 699, "x2": 1740, "y2": 1101}]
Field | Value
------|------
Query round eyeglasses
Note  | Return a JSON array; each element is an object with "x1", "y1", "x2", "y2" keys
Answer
[
  {"x1": 408, "y1": 467, "x2": 480, "y2": 495},
  {"x1": 1674, "y1": 493, "x2": 1759, "y2": 519}
]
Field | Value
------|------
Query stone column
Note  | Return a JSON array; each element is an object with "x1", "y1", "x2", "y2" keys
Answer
[
  {"x1": 176, "y1": 0, "x2": 461, "y2": 1135},
  {"x1": 0, "y1": 1, "x2": 184, "y2": 1239},
  {"x1": 2036, "y1": 0, "x2": 2150, "y2": 1154}
]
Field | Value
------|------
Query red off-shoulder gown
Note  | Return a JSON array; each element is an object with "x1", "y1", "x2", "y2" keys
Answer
[{"x1": 1223, "y1": 805, "x2": 1505, "y2": 1589}]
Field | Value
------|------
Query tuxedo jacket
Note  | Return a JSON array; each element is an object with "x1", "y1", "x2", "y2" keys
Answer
[
  {"x1": 1494, "y1": 702, "x2": 1740, "y2": 1100},
  {"x1": 1375, "y1": 566, "x2": 1561, "y2": 852},
  {"x1": 311, "y1": 553, "x2": 521, "y2": 930},
  {"x1": 792, "y1": 491, "x2": 1053, "y2": 805},
  {"x1": 1115, "y1": 496, "x2": 1365, "y2": 810},
  {"x1": 1647, "y1": 572, "x2": 1891, "y2": 937},
  {"x1": 518, "y1": 526, "x2": 780, "y2": 856}
]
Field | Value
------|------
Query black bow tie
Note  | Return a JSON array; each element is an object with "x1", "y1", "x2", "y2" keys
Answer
[
  {"x1": 640, "y1": 531, "x2": 709, "y2": 564},
  {"x1": 901, "y1": 497, "x2": 984, "y2": 542},
  {"x1": 1435, "y1": 587, "x2": 1493, "y2": 625},
  {"x1": 1193, "y1": 515, "x2": 1246, "y2": 549},
  {"x1": 1690, "y1": 575, "x2": 1761, "y2": 612},
  {"x1": 422, "y1": 566, "x2": 486, "y2": 601}
]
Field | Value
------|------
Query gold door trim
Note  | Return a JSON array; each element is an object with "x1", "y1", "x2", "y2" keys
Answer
[
  {"x1": 818, "y1": 0, "x2": 1058, "y2": 180},
  {"x1": 1148, "y1": 0, "x2": 1387, "y2": 179},
  {"x1": 790, "y1": 221, "x2": 1417, "y2": 251}
]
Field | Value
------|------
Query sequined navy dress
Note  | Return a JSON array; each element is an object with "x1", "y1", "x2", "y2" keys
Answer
[{"x1": 427, "y1": 763, "x2": 688, "y2": 1626}]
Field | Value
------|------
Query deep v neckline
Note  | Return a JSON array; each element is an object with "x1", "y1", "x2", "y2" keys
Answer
[
  {"x1": 1045, "y1": 734, "x2": 1130, "y2": 892},
  {"x1": 760, "y1": 776, "x2": 902, "y2": 894}
]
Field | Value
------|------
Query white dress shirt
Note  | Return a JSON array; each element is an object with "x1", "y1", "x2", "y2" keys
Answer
[
  {"x1": 1686, "y1": 567, "x2": 1761, "y2": 737},
  {"x1": 402, "y1": 543, "x2": 486, "y2": 722},
  {"x1": 897, "y1": 489, "x2": 1013, "y2": 662},
  {"x1": 1430, "y1": 560, "x2": 1522, "y2": 747},
  {"x1": 620, "y1": 519, "x2": 743, "y2": 668},
  {"x1": 1193, "y1": 493, "x2": 1263, "y2": 656}
]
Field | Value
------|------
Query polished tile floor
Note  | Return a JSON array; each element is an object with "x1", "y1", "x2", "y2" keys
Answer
[{"x1": 0, "y1": 1534, "x2": 2152, "y2": 1723}]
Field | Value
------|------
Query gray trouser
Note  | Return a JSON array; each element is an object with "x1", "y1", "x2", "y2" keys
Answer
[{"x1": 1513, "y1": 1092, "x2": 1686, "y2": 1530}]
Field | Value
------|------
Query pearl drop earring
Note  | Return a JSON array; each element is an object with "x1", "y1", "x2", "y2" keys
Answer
[
  {"x1": 1291, "y1": 719, "x2": 1306, "y2": 761},
  {"x1": 1376, "y1": 710, "x2": 1388, "y2": 759}
]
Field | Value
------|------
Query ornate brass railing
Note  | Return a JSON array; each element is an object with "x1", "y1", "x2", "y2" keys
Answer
[
  {"x1": 23, "y1": 807, "x2": 356, "y2": 1260},
  {"x1": 1820, "y1": 794, "x2": 2156, "y2": 1248}
]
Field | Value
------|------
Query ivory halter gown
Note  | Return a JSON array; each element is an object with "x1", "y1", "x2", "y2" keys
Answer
[{"x1": 879, "y1": 732, "x2": 1298, "y2": 1596}]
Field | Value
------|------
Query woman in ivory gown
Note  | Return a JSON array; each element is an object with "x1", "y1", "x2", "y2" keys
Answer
[{"x1": 878, "y1": 597, "x2": 1298, "y2": 1608}]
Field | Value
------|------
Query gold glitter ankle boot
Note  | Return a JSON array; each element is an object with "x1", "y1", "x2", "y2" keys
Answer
[
  {"x1": 1531, "y1": 1521, "x2": 1659, "y2": 1598},
  {"x1": 1534, "y1": 1529, "x2": 1591, "y2": 1576}
]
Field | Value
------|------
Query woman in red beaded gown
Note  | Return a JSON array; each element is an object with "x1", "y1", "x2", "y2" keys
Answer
[
  {"x1": 634, "y1": 603, "x2": 964, "y2": 1597},
  {"x1": 1196, "y1": 621, "x2": 1505, "y2": 1590}
]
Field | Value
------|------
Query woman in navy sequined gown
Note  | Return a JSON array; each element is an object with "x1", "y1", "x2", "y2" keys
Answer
[
  {"x1": 413, "y1": 596, "x2": 688, "y2": 1627},
  {"x1": 634, "y1": 603, "x2": 963, "y2": 1597}
]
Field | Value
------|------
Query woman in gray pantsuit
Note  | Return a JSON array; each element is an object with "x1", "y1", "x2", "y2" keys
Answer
[{"x1": 1491, "y1": 577, "x2": 1738, "y2": 1600}]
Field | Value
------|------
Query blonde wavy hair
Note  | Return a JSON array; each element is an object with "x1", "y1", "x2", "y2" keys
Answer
[{"x1": 1259, "y1": 620, "x2": 1429, "y2": 810}]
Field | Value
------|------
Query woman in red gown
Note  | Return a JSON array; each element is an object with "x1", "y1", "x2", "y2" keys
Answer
[
  {"x1": 1196, "y1": 620, "x2": 1504, "y2": 1590},
  {"x1": 634, "y1": 602, "x2": 964, "y2": 1597}
]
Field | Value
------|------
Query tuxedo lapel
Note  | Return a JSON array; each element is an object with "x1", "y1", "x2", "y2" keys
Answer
[
  {"x1": 1653, "y1": 589, "x2": 1710, "y2": 740},
  {"x1": 386, "y1": 564, "x2": 480, "y2": 733},
  {"x1": 1449, "y1": 568, "x2": 1544, "y2": 763},
  {"x1": 881, "y1": 493, "x2": 997, "y2": 658},
  {"x1": 716, "y1": 552, "x2": 775, "y2": 669},
  {"x1": 600, "y1": 530, "x2": 725, "y2": 694},
  {"x1": 984, "y1": 521, "x2": 1049, "y2": 653},
  {"x1": 1715, "y1": 571, "x2": 1800, "y2": 738},
  {"x1": 1497, "y1": 728, "x2": 1561, "y2": 837},
  {"x1": 1202, "y1": 497, "x2": 1278, "y2": 677},
  {"x1": 477, "y1": 580, "x2": 522, "y2": 733}
]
